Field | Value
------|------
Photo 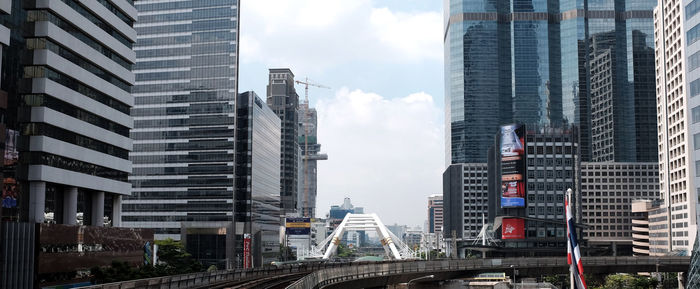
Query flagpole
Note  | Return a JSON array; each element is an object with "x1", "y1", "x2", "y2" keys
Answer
[{"x1": 567, "y1": 189, "x2": 574, "y2": 289}]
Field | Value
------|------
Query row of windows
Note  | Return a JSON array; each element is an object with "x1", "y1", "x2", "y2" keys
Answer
[
  {"x1": 24, "y1": 66, "x2": 130, "y2": 114},
  {"x1": 27, "y1": 10, "x2": 132, "y2": 70},
  {"x1": 59, "y1": 0, "x2": 132, "y2": 48},
  {"x1": 24, "y1": 122, "x2": 129, "y2": 160},
  {"x1": 122, "y1": 215, "x2": 232, "y2": 222},
  {"x1": 130, "y1": 127, "x2": 234, "y2": 140},
  {"x1": 23, "y1": 94, "x2": 129, "y2": 137},
  {"x1": 27, "y1": 38, "x2": 131, "y2": 92},
  {"x1": 96, "y1": 0, "x2": 133, "y2": 26},
  {"x1": 132, "y1": 165, "x2": 232, "y2": 176},
  {"x1": 138, "y1": 7, "x2": 234, "y2": 24},
  {"x1": 133, "y1": 140, "x2": 233, "y2": 152},
  {"x1": 128, "y1": 190, "x2": 233, "y2": 200},
  {"x1": 133, "y1": 116, "x2": 234, "y2": 129},
  {"x1": 122, "y1": 203, "x2": 232, "y2": 212},
  {"x1": 131, "y1": 177, "x2": 234, "y2": 188},
  {"x1": 23, "y1": 152, "x2": 128, "y2": 182},
  {"x1": 136, "y1": 18, "x2": 235, "y2": 36}
]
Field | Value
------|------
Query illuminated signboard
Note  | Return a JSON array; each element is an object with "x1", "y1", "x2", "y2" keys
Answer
[
  {"x1": 285, "y1": 217, "x2": 311, "y2": 235},
  {"x1": 501, "y1": 218, "x2": 525, "y2": 239},
  {"x1": 500, "y1": 124, "x2": 526, "y2": 208}
]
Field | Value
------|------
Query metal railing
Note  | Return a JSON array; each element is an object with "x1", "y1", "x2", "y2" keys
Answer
[{"x1": 77, "y1": 256, "x2": 690, "y2": 289}]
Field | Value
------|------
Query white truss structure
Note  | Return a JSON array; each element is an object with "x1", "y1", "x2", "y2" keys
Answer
[{"x1": 307, "y1": 213, "x2": 416, "y2": 260}]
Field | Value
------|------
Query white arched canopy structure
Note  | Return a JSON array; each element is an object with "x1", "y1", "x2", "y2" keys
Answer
[{"x1": 308, "y1": 213, "x2": 416, "y2": 260}]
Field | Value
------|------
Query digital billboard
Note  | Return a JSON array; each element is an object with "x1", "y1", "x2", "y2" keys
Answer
[
  {"x1": 285, "y1": 217, "x2": 311, "y2": 235},
  {"x1": 500, "y1": 124, "x2": 526, "y2": 208},
  {"x1": 501, "y1": 218, "x2": 525, "y2": 239}
]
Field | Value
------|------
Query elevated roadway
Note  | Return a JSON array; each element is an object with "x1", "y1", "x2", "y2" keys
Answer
[{"x1": 78, "y1": 256, "x2": 689, "y2": 289}]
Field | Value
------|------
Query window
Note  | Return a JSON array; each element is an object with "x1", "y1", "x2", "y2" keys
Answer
[
  {"x1": 693, "y1": 106, "x2": 700, "y2": 123},
  {"x1": 691, "y1": 79, "x2": 700, "y2": 97},
  {"x1": 696, "y1": 161, "x2": 700, "y2": 177},
  {"x1": 688, "y1": 24, "x2": 700, "y2": 46},
  {"x1": 690, "y1": 51, "x2": 700, "y2": 72},
  {"x1": 688, "y1": 0, "x2": 700, "y2": 20},
  {"x1": 695, "y1": 133, "x2": 700, "y2": 150}
]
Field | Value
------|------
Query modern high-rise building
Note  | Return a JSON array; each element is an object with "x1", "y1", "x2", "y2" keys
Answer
[
  {"x1": 428, "y1": 194, "x2": 443, "y2": 234},
  {"x1": 444, "y1": 0, "x2": 658, "y2": 164},
  {"x1": 298, "y1": 102, "x2": 327, "y2": 218},
  {"x1": 234, "y1": 91, "x2": 281, "y2": 267},
  {"x1": 0, "y1": 0, "x2": 139, "y2": 286},
  {"x1": 267, "y1": 68, "x2": 300, "y2": 216},
  {"x1": 653, "y1": 0, "x2": 700, "y2": 255},
  {"x1": 125, "y1": 0, "x2": 240, "y2": 249},
  {"x1": 0, "y1": 0, "x2": 137, "y2": 227}
]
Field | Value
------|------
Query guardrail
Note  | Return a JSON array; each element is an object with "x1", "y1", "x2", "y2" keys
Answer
[
  {"x1": 77, "y1": 256, "x2": 690, "y2": 289},
  {"x1": 287, "y1": 256, "x2": 691, "y2": 289}
]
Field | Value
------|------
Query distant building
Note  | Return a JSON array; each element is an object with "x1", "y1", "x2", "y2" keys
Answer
[
  {"x1": 327, "y1": 198, "x2": 365, "y2": 245},
  {"x1": 298, "y1": 102, "x2": 328, "y2": 218},
  {"x1": 267, "y1": 69, "x2": 300, "y2": 216},
  {"x1": 234, "y1": 91, "x2": 282, "y2": 267},
  {"x1": 404, "y1": 229, "x2": 423, "y2": 249},
  {"x1": 428, "y1": 195, "x2": 443, "y2": 234},
  {"x1": 580, "y1": 163, "x2": 660, "y2": 255}
]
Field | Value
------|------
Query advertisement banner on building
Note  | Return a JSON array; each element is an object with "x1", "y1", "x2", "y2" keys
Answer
[
  {"x1": 501, "y1": 218, "x2": 525, "y2": 239},
  {"x1": 500, "y1": 124, "x2": 526, "y2": 208},
  {"x1": 285, "y1": 217, "x2": 311, "y2": 235},
  {"x1": 243, "y1": 234, "x2": 252, "y2": 269}
]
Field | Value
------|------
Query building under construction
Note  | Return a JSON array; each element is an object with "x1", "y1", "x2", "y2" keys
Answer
[{"x1": 297, "y1": 90, "x2": 328, "y2": 218}]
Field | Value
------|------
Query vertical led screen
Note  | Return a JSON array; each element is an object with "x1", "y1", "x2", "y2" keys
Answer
[{"x1": 500, "y1": 124, "x2": 526, "y2": 208}]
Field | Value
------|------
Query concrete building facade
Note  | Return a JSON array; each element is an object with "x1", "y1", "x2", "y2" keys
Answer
[
  {"x1": 653, "y1": 0, "x2": 700, "y2": 255},
  {"x1": 443, "y1": 163, "x2": 489, "y2": 240},
  {"x1": 580, "y1": 163, "x2": 660, "y2": 255}
]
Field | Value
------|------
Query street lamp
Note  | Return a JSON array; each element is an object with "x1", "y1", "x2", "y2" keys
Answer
[
  {"x1": 510, "y1": 265, "x2": 516, "y2": 284},
  {"x1": 407, "y1": 274, "x2": 434, "y2": 288}
]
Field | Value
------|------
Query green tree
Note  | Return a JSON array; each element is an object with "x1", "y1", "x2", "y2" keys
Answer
[
  {"x1": 154, "y1": 238, "x2": 203, "y2": 273},
  {"x1": 593, "y1": 274, "x2": 659, "y2": 289}
]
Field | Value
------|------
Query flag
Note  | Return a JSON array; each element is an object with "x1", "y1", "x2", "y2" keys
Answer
[{"x1": 566, "y1": 191, "x2": 587, "y2": 289}]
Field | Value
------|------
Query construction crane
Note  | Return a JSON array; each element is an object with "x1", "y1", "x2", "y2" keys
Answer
[{"x1": 294, "y1": 78, "x2": 330, "y2": 218}]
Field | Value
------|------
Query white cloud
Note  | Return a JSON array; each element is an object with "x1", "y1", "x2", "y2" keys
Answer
[
  {"x1": 315, "y1": 88, "x2": 444, "y2": 226},
  {"x1": 239, "y1": 0, "x2": 442, "y2": 74}
]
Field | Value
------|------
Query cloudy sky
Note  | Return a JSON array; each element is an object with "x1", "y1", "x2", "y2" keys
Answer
[{"x1": 238, "y1": 0, "x2": 444, "y2": 227}]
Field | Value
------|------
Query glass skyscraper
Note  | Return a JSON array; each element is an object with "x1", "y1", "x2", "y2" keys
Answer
[
  {"x1": 445, "y1": 0, "x2": 658, "y2": 164},
  {"x1": 124, "y1": 0, "x2": 239, "y2": 241}
]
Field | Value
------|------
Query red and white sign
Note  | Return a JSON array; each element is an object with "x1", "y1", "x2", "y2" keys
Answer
[
  {"x1": 502, "y1": 218, "x2": 525, "y2": 239},
  {"x1": 243, "y1": 234, "x2": 252, "y2": 268}
]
